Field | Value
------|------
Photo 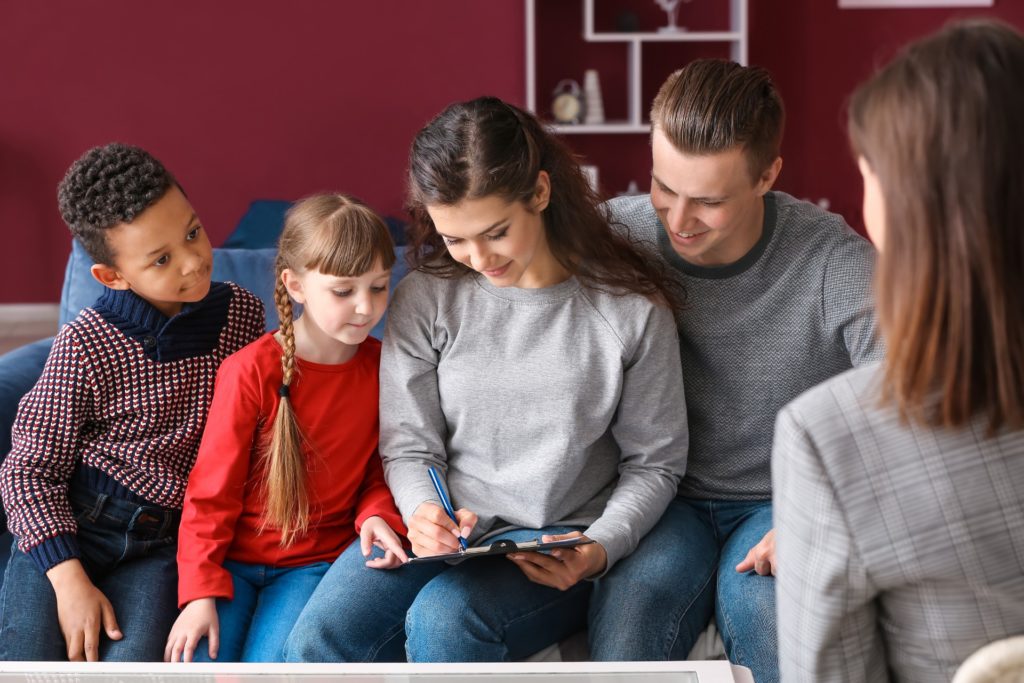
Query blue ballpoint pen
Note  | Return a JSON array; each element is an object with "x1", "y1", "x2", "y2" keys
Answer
[{"x1": 428, "y1": 465, "x2": 468, "y2": 551}]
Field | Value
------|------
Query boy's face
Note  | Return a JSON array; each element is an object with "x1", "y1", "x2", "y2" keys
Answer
[
  {"x1": 90, "y1": 186, "x2": 213, "y2": 318},
  {"x1": 650, "y1": 128, "x2": 781, "y2": 267}
]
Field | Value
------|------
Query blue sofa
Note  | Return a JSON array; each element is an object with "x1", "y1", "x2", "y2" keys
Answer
[{"x1": 0, "y1": 238, "x2": 410, "y2": 592}]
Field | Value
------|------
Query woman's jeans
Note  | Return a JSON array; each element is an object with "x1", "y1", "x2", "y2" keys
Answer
[
  {"x1": 285, "y1": 526, "x2": 591, "y2": 662},
  {"x1": 589, "y1": 497, "x2": 778, "y2": 683},
  {"x1": 0, "y1": 484, "x2": 179, "y2": 661},
  {"x1": 192, "y1": 559, "x2": 330, "y2": 662}
]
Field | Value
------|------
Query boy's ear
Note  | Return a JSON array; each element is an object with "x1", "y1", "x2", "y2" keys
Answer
[
  {"x1": 281, "y1": 268, "x2": 306, "y2": 304},
  {"x1": 90, "y1": 263, "x2": 131, "y2": 290}
]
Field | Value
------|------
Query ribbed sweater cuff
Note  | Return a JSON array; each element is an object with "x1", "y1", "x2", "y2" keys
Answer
[{"x1": 29, "y1": 534, "x2": 81, "y2": 574}]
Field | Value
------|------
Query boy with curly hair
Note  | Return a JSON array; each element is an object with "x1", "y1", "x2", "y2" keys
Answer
[{"x1": 0, "y1": 143, "x2": 265, "y2": 661}]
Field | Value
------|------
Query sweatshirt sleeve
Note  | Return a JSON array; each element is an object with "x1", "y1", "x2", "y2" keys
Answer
[
  {"x1": 378, "y1": 277, "x2": 447, "y2": 523},
  {"x1": 176, "y1": 353, "x2": 262, "y2": 607},
  {"x1": 353, "y1": 450, "x2": 407, "y2": 538},
  {"x1": 583, "y1": 302, "x2": 688, "y2": 572},
  {"x1": 0, "y1": 324, "x2": 96, "y2": 573},
  {"x1": 822, "y1": 233, "x2": 884, "y2": 367}
]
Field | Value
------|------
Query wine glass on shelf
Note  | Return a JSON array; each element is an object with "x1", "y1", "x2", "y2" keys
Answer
[{"x1": 655, "y1": 0, "x2": 694, "y2": 33}]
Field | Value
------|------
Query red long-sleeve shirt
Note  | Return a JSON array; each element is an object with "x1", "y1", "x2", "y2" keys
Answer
[{"x1": 176, "y1": 332, "x2": 405, "y2": 607}]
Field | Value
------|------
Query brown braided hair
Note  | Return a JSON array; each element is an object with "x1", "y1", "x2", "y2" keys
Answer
[{"x1": 261, "y1": 193, "x2": 395, "y2": 546}]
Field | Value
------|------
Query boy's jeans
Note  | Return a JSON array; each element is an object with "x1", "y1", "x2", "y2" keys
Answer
[
  {"x1": 285, "y1": 526, "x2": 591, "y2": 662},
  {"x1": 589, "y1": 497, "x2": 778, "y2": 683},
  {"x1": 192, "y1": 559, "x2": 330, "y2": 662},
  {"x1": 0, "y1": 483, "x2": 179, "y2": 661}
]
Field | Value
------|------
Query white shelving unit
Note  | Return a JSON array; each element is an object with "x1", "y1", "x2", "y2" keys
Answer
[{"x1": 525, "y1": 0, "x2": 748, "y2": 134}]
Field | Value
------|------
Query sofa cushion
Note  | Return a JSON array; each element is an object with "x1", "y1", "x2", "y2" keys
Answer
[{"x1": 57, "y1": 240, "x2": 409, "y2": 340}]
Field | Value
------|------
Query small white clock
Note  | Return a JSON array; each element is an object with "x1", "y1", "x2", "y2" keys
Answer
[{"x1": 551, "y1": 79, "x2": 584, "y2": 124}]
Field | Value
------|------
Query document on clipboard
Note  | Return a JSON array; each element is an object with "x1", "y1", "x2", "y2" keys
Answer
[{"x1": 405, "y1": 536, "x2": 595, "y2": 565}]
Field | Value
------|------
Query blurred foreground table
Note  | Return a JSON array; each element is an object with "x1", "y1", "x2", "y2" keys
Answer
[{"x1": 0, "y1": 661, "x2": 754, "y2": 683}]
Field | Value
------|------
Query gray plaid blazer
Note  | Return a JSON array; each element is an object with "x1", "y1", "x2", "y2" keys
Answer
[{"x1": 773, "y1": 362, "x2": 1024, "y2": 682}]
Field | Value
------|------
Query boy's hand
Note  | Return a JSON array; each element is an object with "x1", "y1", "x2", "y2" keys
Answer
[
  {"x1": 408, "y1": 503, "x2": 477, "y2": 557},
  {"x1": 507, "y1": 531, "x2": 608, "y2": 591},
  {"x1": 46, "y1": 559, "x2": 121, "y2": 661},
  {"x1": 164, "y1": 597, "x2": 218, "y2": 662},
  {"x1": 359, "y1": 515, "x2": 410, "y2": 569}
]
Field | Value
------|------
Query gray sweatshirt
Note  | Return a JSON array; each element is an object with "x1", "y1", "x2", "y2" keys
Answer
[
  {"x1": 607, "y1": 191, "x2": 882, "y2": 500},
  {"x1": 379, "y1": 270, "x2": 688, "y2": 570}
]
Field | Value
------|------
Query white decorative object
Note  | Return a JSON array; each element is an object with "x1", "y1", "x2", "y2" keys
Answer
[
  {"x1": 551, "y1": 79, "x2": 584, "y2": 124},
  {"x1": 582, "y1": 69, "x2": 605, "y2": 124},
  {"x1": 580, "y1": 165, "x2": 600, "y2": 193},
  {"x1": 654, "y1": 0, "x2": 694, "y2": 33}
]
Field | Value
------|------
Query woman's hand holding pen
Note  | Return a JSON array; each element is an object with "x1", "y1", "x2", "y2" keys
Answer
[
  {"x1": 408, "y1": 502, "x2": 477, "y2": 557},
  {"x1": 507, "y1": 531, "x2": 608, "y2": 591},
  {"x1": 359, "y1": 515, "x2": 410, "y2": 569}
]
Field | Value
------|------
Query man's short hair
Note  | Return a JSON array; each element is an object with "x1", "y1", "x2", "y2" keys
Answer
[
  {"x1": 650, "y1": 59, "x2": 785, "y2": 181},
  {"x1": 57, "y1": 143, "x2": 175, "y2": 266}
]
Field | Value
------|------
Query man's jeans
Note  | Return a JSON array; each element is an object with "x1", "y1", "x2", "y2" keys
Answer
[
  {"x1": 0, "y1": 483, "x2": 179, "y2": 661},
  {"x1": 285, "y1": 526, "x2": 590, "y2": 662},
  {"x1": 589, "y1": 497, "x2": 778, "y2": 683},
  {"x1": 192, "y1": 559, "x2": 330, "y2": 662}
]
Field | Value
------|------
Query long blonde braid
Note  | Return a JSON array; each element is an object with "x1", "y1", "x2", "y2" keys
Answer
[{"x1": 260, "y1": 261, "x2": 310, "y2": 546}]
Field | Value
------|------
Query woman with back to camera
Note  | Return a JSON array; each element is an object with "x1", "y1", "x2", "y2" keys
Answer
[{"x1": 773, "y1": 19, "x2": 1024, "y2": 682}]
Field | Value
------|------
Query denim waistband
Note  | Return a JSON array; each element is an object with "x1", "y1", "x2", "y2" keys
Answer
[{"x1": 68, "y1": 478, "x2": 180, "y2": 537}]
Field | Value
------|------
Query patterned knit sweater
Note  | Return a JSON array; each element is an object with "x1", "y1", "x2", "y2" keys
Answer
[{"x1": 0, "y1": 282, "x2": 265, "y2": 573}]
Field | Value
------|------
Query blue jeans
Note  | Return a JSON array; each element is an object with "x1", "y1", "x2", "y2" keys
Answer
[
  {"x1": 0, "y1": 531, "x2": 11, "y2": 596},
  {"x1": 285, "y1": 526, "x2": 591, "y2": 662},
  {"x1": 589, "y1": 497, "x2": 778, "y2": 683},
  {"x1": 192, "y1": 559, "x2": 330, "y2": 662},
  {"x1": 0, "y1": 484, "x2": 179, "y2": 661}
]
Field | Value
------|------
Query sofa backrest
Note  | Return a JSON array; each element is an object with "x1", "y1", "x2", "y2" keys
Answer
[{"x1": 59, "y1": 240, "x2": 410, "y2": 341}]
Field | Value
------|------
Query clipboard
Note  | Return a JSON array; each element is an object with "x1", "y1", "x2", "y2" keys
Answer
[{"x1": 405, "y1": 536, "x2": 595, "y2": 565}]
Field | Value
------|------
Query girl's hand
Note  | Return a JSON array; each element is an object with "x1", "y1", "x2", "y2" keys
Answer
[
  {"x1": 164, "y1": 598, "x2": 219, "y2": 662},
  {"x1": 359, "y1": 515, "x2": 410, "y2": 569},
  {"x1": 46, "y1": 559, "x2": 122, "y2": 661},
  {"x1": 507, "y1": 531, "x2": 608, "y2": 591},
  {"x1": 408, "y1": 502, "x2": 477, "y2": 557}
]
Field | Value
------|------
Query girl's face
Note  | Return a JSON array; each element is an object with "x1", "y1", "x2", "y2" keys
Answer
[
  {"x1": 282, "y1": 259, "x2": 391, "y2": 355},
  {"x1": 858, "y1": 156, "x2": 887, "y2": 251},
  {"x1": 427, "y1": 172, "x2": 568, "y2": 289}
]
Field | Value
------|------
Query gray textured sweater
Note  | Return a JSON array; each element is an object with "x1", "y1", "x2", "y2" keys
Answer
[
  {"x1": 607, "y1": 191, "x2": 882, "y2": 500},
  {"x1": 379, "y1": 270, "x2": 688, "y2": 570}
]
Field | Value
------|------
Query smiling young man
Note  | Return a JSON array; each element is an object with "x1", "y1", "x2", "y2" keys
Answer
[{"x1": 589, "y1": 60, "x2": 883, "y2": 682}]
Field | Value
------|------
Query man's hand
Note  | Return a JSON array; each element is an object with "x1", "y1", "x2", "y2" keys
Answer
[
  {"x1": 359, "y1": 515, "x2": 410, "y2": 569},
  {"x1": 507, "y1": 531, "x2": 607, "y2": 591},
  {"x1": 407, "y1": 502, "x2": 477, "y2": 558},
  {"x1": 736, "y1": 528, "x2": 777, "y2": 576},
  {"x1": 164, "y1": 597, "x2": 218, "y2": 662},
  {"x1": 46, "y1": 559, "x2": 121, "y2": 661}
]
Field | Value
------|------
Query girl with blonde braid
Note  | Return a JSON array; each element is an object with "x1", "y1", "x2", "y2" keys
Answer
[{"x1": 164, "y1": 194, "x2": 408, "y2": 663}]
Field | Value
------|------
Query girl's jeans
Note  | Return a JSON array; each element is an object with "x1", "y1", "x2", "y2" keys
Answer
[{"x1": 192, "y1": 559, "x2": 330, "y2": 662}]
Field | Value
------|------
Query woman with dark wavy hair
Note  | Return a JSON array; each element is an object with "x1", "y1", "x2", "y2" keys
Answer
[
  {"x1": 774, "y1": 20, "x2": 1024, "y2": 682},
  {"x1": 285, "y1": 96, "x2": 689, "y2": 662}
]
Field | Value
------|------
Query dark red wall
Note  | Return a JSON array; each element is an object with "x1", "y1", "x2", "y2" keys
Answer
[
  {"x1": 2, "y1": 1, "x2": 1022, "y2": 303},
  {"x1": 0, "y1": 1, "x2": 524, "y2": 303}
]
